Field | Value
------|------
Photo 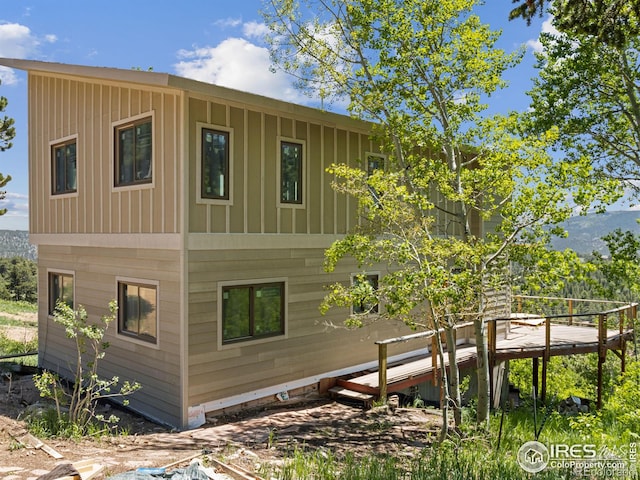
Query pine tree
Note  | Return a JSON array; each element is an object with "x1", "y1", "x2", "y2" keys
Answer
[{"x1": 0, "y1": 79, "x2": 16, "y2": 216}]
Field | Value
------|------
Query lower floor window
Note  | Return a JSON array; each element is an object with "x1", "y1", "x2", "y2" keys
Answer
[
  {"x1": 49, "y1": 272, "x2": 74, "y2": 314},
  {"x1": 352, "y1": 273, "x2": 379, "y2": 315},
  {"x1": 222, "y1": 282, "x2": 285, "y2": 344},
  {"x1": 118, "y1": 281, "x2": 158, "y2": 344}
]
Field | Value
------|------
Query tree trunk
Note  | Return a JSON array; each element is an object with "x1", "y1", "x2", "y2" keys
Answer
[
  {"x1": 445, "y1": 325, "x2": 462, "y2": 427},
  {"x1": 431, "y1": 314, "x2": 450, "y2": 441},
  {"x1": 474, "y1": 316, "x2": 490, "y2": 428}
]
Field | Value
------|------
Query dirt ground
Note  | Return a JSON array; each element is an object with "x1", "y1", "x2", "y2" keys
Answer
[{"x1": 0, "y1": 312, "x2": 442, "y2": 479}]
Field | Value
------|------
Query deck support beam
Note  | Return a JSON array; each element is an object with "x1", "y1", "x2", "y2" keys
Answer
[{"x1": 378, "y1": 343, "x2": 388, "y2": 403}]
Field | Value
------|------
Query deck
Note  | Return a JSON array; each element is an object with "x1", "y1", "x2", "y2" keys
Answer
[{"x1": 333, "y1": 322, "x2": 634, "y2": 400}]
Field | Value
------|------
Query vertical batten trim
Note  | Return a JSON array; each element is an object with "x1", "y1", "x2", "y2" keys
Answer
[
  {"x1": 320, "y1": 125, "x2": 325, "y2": 235},
  {"x1": 225, "y1": 104, "x2": 231, "y2": 233},
  {"x1": 291, "y1": 119, "x2": 296, "y2": 234},
  {"x1": 260, "y1": 112, "x2": 265, "y2": 233},
  {"x1": 80, "y1": 83, "x2": 85, "y2": 233},
  {"x1": 333, "y1": 127, "x2": 338, "y2": 235},
  {"x1": 159, "y1": 92, "x2": 164, "y2": 234},
  {"x1": 276, "y1": 116, "x2": 281, "y2": 233},
  {"x1": 179, "y1": 90, "x2": 189, "y2": 428},
  {"x1": 243, "y1": 108, "x2": 249, "y2": 234},
  {"x1": 307, "y1": 122, "x2": 311, "y2": 234},
  {"x1": 345, "y1": 131, "x2": 350, "y2": 233},
  {"x1": 98, "y1": 84, "x2": 104, "y2": 233}
]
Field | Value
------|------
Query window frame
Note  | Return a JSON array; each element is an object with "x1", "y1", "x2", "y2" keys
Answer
[
  {"x1": 113, "y1": 113, "x2": 154, "y2": 190},
  {"x1": 116, "y1": 277, "x2": 159, "y2": 347},
  {"x1": 351, "y1": 272, "x2": 380, "y2": 315},
  {"x1": 366, "y1": 153, "x2": 386, "y2": 177},
  {"x1": 196, "y1": 122, "x2": 234, "y2": 205},
  {"x1": 218, "y1": 278, "x2": 288, "y2": 348},
  {"x1": 50, "y1": 135, "x2": 79, "y2": 197},
  {"x1": 48, "y1": 270, "x2": 75, "y2": 315},
  {"x1": 277, "y1": 138, "x2": 306, "y2": 208}
]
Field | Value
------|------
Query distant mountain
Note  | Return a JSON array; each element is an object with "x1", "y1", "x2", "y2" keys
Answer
[
  {"x1": 0, "y1": 212, "x2": 636, "y2": 260},
  {"x1": 0, "y1": 230, "x2": 37, "y2": 261},
  {"x1": 551, "y1": 211, "x2": 640, "y2": 255}
]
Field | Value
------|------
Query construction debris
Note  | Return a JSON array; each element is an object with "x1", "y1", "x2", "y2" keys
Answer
[
  {"x1": 12, "y1": 432, "x2": 64, "y2": 459},
  {"x1": 36, "y1": 459, "x2": 104, "y2": 480}
]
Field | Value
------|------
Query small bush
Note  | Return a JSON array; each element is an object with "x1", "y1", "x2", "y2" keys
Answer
[{"x1": 31, "y1": 300, "x2": 140, "y2": 437}]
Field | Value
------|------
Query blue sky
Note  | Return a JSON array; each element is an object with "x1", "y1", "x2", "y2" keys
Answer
[{"x1": 0, "y1": 1, "x2": 551, "y2": 231}]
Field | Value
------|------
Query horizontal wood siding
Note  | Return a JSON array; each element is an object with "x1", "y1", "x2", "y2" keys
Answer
[
  {"x1": 28, "y1": 73, "x2": 182, "y2": 235},
  {"x1": 187, "y1": 96, "x2": 375, "y2": 235},
  {"x1": 187, "y1": 244, "x2": 417, "y2": 407},
  {"x1": 38, "y1": 244, "x2": 183, "y2": 426}
]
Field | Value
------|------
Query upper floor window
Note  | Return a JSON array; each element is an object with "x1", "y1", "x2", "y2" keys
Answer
[
  {"x1": 202, "y1": 128, "x2": 230, "y2": 200},
  {"x1": 367, "y1": 154, "x2": 385, "y2": 177},
  {"x1": 118, "y1": 280, "x2": 158, "y2": 344},
  {"x1": 280, "y1": 141, "x2": 303, "y2": 205},
  {"x1": 115, "y1": 117, "x2": 152, "y2": 187},
  {"x1": 51, "y1": 138, "x2": 77, "y2": 195},
  {"x1": 49, "y1": 271, "x2": 74, "y2": 315},
  {"x1": 222, "y1": 281, "x2": 285, "y2": 344}
]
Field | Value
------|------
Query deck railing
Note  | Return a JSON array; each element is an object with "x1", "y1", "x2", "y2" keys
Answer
[{"x1": 373, "y1": 296, "x2": 637, "y2": 407}]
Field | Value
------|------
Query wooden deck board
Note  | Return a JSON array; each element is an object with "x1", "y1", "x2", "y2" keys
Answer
[{"x1": 338, "y1": 324, "x2": 633, "y2": 395}]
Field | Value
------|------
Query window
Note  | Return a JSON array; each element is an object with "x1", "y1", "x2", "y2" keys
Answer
[
  {"x1": 49, "y1": 272, "x2": 74, "y2": 314},
  {"x1": 352, "y1": 274, "x2": 379, "y2": 315},
  {"x1": 366, "y1": 154, "x2": 385, "y2": 177},
  {"x1": 202, "y1": 128, "x2": 229, "y2": 200},
  {"x1": 280, "y1": 141, "x2": 303, "y2": 204},
  {"x1": 118, "y1": 281, "x2": 157, "y2": 344},
  {"x1": 222, "y1": 282, "x2": 285, "y2": 344},
  {"x1": 115, "y1": 117, "x2": 152, "y2": 187},
  {"x1": 366, "y1": 154, "x2": 385, "y2": 207},
  {"x1": 51, "y1": 139, "x2": 77, "y2": 195}
]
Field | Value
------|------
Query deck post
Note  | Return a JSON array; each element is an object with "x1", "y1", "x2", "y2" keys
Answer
[
  {"x1": 488, "y1": 319, "x2": 496, "y2": 405},
  {"x1": 541, "y1": 316, "x2": 551, "y2": 403},
  {"x1": 532, "y1": 357, "x2": 539, "y2": 400},
  {"x1": 568, "y1": 299, "x2": 573, "y2": 325},
  {"x1": 597, "y1": 313, "x2": 607, "y2": 409},
  {"x1": 378, "y1": 343, "x2": 388, "y2": 403}
]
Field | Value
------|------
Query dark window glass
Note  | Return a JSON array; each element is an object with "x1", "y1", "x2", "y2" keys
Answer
[
  {"x1": 353, "y1": 274, "x2": 379, "y2": 314},
  {"x1": 118, "y1": 282, "x2": 157, "y2": 343},
  {"x1": 52, "y1": 140, "x2": 77, "y2": 194},
  {"x1": 115, "y1": 119, "x2": 152, "y2": 186},
  {"x1": 222, "y1": 282, "x2": 284, "y2": 344},
  {"x1": 49, "y1": 273, "x2": 74, "y2": 314},
  {"x1": 280, "y1": 142, "x2": 303, "y2": 204},
  {"x1": 202, "y1": 129, "x2": 229, "y2": 199},
  {"x1": 367, "y1": 155, "x2": 383, "y2": 177}
]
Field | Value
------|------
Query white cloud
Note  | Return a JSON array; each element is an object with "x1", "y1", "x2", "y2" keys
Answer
[
  {"x1": 526, "y1": 16, "x2": 560, "y2": 53},
  {"x1": 213, "y1": 17, "x2": 242, "y2": 29},
  {"x1": 0, "y1": 22, "x2": 40, "y2": 58},
  {"x1": 243, "y1": 21, "x2": 270, "y2": 40},
  {"x1": 174, "y1": 37, "x2": 305, "y2": 103},
  {"x1": 0, "y1": 66, "x2": 18, "y2": 85}
]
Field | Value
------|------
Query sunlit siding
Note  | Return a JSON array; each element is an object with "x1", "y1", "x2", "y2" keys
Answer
[
  {"x1": 186, "y1": 243, "x2": 416, "y2": 407},
  {"x1": 186, "y1": 96, "x2": 369, "y2": 235},
  {"x1": 28, "y1": 73, "x2": 182, "y2": 235},
  {"x1": 37, "y1": 244, "x2": 183, "y2": 426}
]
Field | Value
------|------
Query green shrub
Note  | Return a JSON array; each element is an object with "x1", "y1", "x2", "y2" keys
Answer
[{"x1": 31, "y1": 300, "x2": 140, "y2": 437}]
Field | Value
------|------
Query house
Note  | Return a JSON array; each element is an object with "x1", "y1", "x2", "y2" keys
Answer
[{"x1": 0, "y1": 58, "x2": 495, "y2": 428}]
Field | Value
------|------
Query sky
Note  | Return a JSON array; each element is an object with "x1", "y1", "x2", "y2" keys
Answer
[{"x1": 0, "y1": 0, "x2": 552, "y2": 231}]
